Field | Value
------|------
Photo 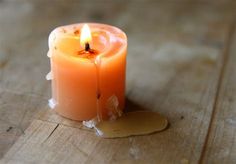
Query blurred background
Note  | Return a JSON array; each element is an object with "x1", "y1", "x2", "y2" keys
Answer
[
  {"x1": 0, "y1": 0, "x2": 236, "y2": 162},
  {"x1": 1, "y1": 0, "x2": 235, "y2": 102}
]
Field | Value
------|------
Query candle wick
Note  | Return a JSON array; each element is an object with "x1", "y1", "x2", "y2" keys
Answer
[{"x1": 85, "y1": 42, "x2": 90, "y2": 51}]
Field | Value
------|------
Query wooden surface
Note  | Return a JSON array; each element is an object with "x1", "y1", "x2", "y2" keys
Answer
[{"x1": 0, "y1": 0, "x2": 236, "y2": 163}]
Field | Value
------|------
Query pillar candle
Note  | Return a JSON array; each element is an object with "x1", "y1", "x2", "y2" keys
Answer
[{"x1": 47, "y1": 23, "x2": 127, "y2": 121}]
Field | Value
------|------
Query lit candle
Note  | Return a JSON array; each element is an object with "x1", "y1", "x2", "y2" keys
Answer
[{"x1": 47, "y1": 23, "x2": 127, "y2": 121}]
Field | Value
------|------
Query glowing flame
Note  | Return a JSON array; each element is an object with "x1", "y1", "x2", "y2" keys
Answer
[{"x1": 80, "y1": 24, "x2": 92, "y2": 47}]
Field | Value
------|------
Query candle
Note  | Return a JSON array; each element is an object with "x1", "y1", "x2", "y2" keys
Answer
[{"x1": 47, "y1": 23, "x2": 127, "y2": 121}]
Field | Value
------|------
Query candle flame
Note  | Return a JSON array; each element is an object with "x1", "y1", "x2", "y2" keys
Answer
[{"x1": 80, "y1": 24, "x2": 92, "y2": 47}]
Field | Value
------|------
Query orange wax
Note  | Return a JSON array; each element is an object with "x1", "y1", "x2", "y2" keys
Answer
[{"x1": 47, "y1": 23, "x2": 127, "y2": 121}]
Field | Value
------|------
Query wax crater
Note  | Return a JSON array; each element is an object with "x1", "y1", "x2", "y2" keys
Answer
[
  {"x1": 47, "y1": 23, "x2": 127, "y2": 121},
  {"x1": 49, "y1": 24, "x2": 125, "y2": 60}
]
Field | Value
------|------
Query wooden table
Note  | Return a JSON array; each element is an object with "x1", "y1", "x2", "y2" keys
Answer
[{"x1": 0, "y1": 0, "x2": 236, "y2": 163}]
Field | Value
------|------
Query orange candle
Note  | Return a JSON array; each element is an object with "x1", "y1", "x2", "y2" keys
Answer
[{"x1": 47, "y1": 23, "x2": 127, "y2": 121}]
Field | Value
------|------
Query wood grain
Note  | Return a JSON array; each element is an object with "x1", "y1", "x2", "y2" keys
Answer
[
  {"x1": 200, "y1": 23, "x2": 236, "y2": 164},
  {"x1": 0, "y1": 0, "x2": 236, "y2": 163}
]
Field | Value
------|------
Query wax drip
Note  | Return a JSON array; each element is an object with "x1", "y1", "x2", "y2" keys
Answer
[
  {"x1": 47, "y1": 50, "x2": 52, "y2": 58},
  {"x1": 46, "y1": 71, "x2": 53, "y2": 80},
  {"x1": 94, "y1": 56, "x2": 102, "y2": 122}
]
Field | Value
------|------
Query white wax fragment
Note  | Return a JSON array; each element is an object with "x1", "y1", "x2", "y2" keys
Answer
[
  {"x1": 82, "y1": 118, "x2": 104, "y2": 136},
  {"x1": 82, "y1": 117, "x2": 98, "y2": 129},
  {"x1": 48, "y1": 98, "x2": 57, "y2": 109},
  {"x1": 47, "y1": 51, "x2": 52, "y2": 58},
  {"x1": 94, "y1": 127, "x2": 104, "y2": 136},
  {"x1": 106, "y1": 95, "x2": 122, "y2": 120},
  {"x1": 48, "y1": 32, "x2": 56, "y2": 48},
  {"x1": 46, "y1": 71, "x2": 53, "y2": 80}
]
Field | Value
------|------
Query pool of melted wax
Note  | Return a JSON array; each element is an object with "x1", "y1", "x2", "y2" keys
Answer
[{"x1": 94, "y1": 111, "x2": 168, "y2": 138}]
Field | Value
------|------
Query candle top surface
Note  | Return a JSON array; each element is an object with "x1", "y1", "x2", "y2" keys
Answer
[{"x1": 48, "y1": 23, "x2": 127, "y2": 62}]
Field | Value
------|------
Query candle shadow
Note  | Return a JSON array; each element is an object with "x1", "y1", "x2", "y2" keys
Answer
[{"x1": 125, "y1": 98, "x2": 150, "y2": 113}]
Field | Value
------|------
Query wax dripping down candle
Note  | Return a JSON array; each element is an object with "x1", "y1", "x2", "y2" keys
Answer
[{"x1": 79, "y1": 24, "x2": 102, "y2": 121}]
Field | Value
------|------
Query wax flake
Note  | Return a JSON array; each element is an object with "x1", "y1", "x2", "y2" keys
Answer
[
  {"x1": 46, "y1": 71, "x2": 53, "y2": 80},
  {"x1": 47, "y1": 51, "x2": 52, "y2": 58},
  {"x1": 82, "y1": 118, "x2": 104, "y2": 136},
  {"x1": 106, "y1": 95, "x2": 123, "y2": 120},
  {"x1": 48, "y1": 33, "x2": 56, "y2": 48},
  {"x1": 94, "y1": 127, "x2": 104, "y2": 136},
  {"x1": 48, "y1": 98, "x2": 57, "y2": 109},
  {"x1": 82, "y1": 117, "x2": 98, "y2": 129}
]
